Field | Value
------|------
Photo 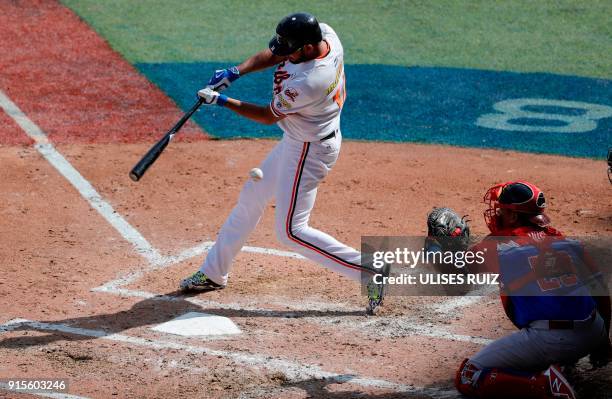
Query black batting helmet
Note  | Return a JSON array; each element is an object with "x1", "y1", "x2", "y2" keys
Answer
[{"x1": 268, "y1": 12, "x2": 322, "y2": 56}]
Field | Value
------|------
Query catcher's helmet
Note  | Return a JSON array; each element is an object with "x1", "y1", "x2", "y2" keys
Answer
[
  {"x1": 268, "y1": 12, "x2": 322, "y2": 56},
  {"x1": 483, "y1": 181, "x2": 550, "y2": 233}
]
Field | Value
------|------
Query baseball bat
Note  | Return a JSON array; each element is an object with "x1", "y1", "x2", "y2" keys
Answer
[{"x1": 129, "y1": 98, "x2": 204, "y2": 182}]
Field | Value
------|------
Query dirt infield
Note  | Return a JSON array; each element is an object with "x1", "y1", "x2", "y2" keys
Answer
[
  {"x1": 1, "y1": 1, "x2": 610, "y2": 398},
  {"x1": 1, "y1": 137, "x2": 610, "y2": 398}
]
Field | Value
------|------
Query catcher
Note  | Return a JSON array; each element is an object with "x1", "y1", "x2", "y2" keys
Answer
[{"x1": 426, "y1": 181, "x2": 611, "y2": 399}]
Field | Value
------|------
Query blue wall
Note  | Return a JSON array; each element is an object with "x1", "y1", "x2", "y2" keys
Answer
[{"x1": 137, "y1": 63, "x2": 612, "y2": 158}]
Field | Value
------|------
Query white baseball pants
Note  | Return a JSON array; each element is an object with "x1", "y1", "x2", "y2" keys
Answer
[{"x1": 200, "y1": 132, "x2": 369, "y2": 286}]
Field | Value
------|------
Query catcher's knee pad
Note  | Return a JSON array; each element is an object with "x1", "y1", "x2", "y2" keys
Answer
[{"x1": 454, "y1": 359, "x2": 573, "y2": 399}]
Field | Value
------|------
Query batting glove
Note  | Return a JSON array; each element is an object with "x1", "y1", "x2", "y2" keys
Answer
[
  {"x1": 198, "y1": 87, "x2": 228, "y2": 106},
  {"x1": 207, "y1": 66, "x2": 240, "y2": 91}
]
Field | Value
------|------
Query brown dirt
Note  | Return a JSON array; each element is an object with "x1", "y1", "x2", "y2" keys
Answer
[
  {"x1": 0, "y1": 1, "x2": 610, "y2": 398},
  {"x1": 2, "y1": 140, "x2": 610, "y2": 398}
]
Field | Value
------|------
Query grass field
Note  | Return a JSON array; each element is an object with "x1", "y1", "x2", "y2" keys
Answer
[
  {"x1": 63, "y1": 0, "x2": 611, "y2": 78},
  {"x1": 60, "y1": 0, "x2": 612, "y2": 158}
]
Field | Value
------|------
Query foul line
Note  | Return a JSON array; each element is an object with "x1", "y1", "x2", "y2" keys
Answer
[
  {"x1": 0, "y1": 89, "x2": 304, "y2": 270},
  {"x1": 1, "y1": 88, "x2": 489, "y2": 350},
  {"x1": 0, "y1": 319, "x2": 459, "y2": 398},
  {"x1": 0, "y1": 89, "x2": 163, "y2": 265},
  {"x1": 0, "y1": 89, "x2": 306, "y2": 286}
]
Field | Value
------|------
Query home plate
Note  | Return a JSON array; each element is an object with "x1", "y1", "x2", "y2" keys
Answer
[{"x1": 151, "y1": 312, "x2": 241, "y2": 336}]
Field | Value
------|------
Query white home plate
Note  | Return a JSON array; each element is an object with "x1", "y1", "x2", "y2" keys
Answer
[{"x1": 151, "y1": 312, "x2": 241, "y2": 336}]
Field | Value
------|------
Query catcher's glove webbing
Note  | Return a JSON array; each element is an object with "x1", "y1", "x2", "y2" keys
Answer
[{"x1": 426, "y1": 207, "x2": 471, "y2": 252}]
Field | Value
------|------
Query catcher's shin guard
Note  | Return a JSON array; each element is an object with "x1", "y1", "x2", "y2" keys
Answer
[{"x1": 454, "y1": 359, "x2": 576, "y2": 399}]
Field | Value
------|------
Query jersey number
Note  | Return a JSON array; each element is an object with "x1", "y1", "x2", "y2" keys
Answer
[{"x1": 528, "y1": 250, "x2": 578, "y2": 292}]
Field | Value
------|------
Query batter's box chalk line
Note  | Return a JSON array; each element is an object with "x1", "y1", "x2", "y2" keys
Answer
[
  {"x1": 2, "y1": 88, "x2": 490, "y2": 354},
  {"x1": 0, "y1": 319, "x2": 461, "y2": 398}
]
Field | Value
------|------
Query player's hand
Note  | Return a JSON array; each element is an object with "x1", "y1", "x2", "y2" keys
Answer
[
  {"x1": 197, "y1": 88, "x2": 227, "y2": 106},
  {"x1": 589, "y1": 337, "x2": 611, "y2": 369},
  {"x1": 207, "y1": 67, "x2": 240, "y2": 91}
]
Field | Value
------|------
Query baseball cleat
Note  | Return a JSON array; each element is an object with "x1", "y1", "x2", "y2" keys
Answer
[
  {"x1": 179, "y1": 271, "x2": 225, "y2": 292},
  {"x1": 366, "y1": 263, "x2": 390, "y2": 315}
]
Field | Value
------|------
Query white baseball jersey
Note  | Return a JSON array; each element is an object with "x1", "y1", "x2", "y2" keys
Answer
[
  {"x1": 269, "y1": 23, "x2": 346, "y2": 142},
  {"x1": 199, "y1": 23, "x2": 369, "y2": 290}
]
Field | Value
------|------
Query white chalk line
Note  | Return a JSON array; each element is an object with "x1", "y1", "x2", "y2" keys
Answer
[
  {"x1": 91, "y1": 240, "x2": 305, "y2": 294},
  {"x1": 432, "y1": 285, "x2": 496, "y2": 315},
  {"x1": 90, "y1": 286, "x2": 493, "y2": 345},
  {"x1": 0, "y1": 89, "x2": 304, "y2": 271},
  {"x1": 92, "y1": 237, "x2": 480, "y2": 320},
  {"x1": 0, "y1": 383, "x2": 91, "y2": 399},
  {"x1": 93, "y1": 285, "x2": 363, "y2": 315},
  {"x1": 0, "y1": 88, "x2": 473, "y2": 320},
  {"x1": 2, "y1": 88, "x2": 486, "y2": 394},
  {"x1": 0, "y1": 319, "x2": 459, "y2": 398},
  {"x1": 0, "y1": 89, "x2": 162, "y2": 266}
]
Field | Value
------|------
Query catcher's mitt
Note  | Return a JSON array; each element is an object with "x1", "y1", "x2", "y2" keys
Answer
[{"x1": 426, "y1": 207, "x2": 470, "y2": 251}]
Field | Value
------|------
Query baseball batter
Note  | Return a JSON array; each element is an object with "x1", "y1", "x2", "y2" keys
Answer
[
  {"x1": 426, "y1": 181, "x2": 611, "y2": 399},
  {"x1": 179, "y1": 12, "x2": 386, "y2": 313}
]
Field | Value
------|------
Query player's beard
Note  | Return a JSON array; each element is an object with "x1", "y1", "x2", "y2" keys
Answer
[{"x1": 288, "y1": 49, "x2": 308, "y2": 64}]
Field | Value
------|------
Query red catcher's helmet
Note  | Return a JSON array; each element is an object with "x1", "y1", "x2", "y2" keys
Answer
[{"x1": 483, "y1": 181, "x2": 550, "y2": 234}]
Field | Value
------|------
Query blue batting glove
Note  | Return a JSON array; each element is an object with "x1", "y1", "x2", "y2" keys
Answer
[{"x1": 207, "y1": 66, "x2": 240, "y2": 92}]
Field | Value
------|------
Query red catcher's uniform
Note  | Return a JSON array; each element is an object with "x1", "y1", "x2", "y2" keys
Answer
[{"x1": 456, "y1": 225, "x2": 609, "y2": 399}]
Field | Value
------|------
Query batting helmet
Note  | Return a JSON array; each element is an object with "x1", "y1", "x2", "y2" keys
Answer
[
  {"x1": 483, "y1": 181, "x2": 550, "y2": 233},
  {"x1": 268, "y1": 12, "x2": 323, "y2": 56}
]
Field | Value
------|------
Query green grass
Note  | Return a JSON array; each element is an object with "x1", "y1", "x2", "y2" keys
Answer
[{"x1": 63, "y1": 0, "x2": 611, "y2": 78}]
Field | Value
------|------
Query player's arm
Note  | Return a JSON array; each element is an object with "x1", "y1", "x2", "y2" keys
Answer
[
  {"x1": 197, "y1": 88, "x2": 285, "y2": 125},
  {"x1": 206, "y1": 49, "x2": 285, "y2": 92},
  {"x1": 224, "y1": 98, "x2": 285, "y2": 125},
  {"x1": 237, "y1": 49, "x2": 285, "y2": 75}
]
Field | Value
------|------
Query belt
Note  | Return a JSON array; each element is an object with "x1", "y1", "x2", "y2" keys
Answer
[
  {"x1": 320, "y1": 130, "x2": 337, "y2": 141},
  {"x1": 530, "y1": 310, "x2": 597, "y2": 330}
]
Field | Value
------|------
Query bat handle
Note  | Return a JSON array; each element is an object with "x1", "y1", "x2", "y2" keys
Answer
[
  {"x1": 172, "y1": 97, "x2": 205, "y2": 132},
  {"x1": 129, "y1": 98, "x2": 204, "y2": 182}
]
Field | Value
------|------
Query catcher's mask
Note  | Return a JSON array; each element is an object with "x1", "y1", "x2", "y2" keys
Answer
[{"x1": 483, "y1": 181, "x2": 550, "y2": 233}]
